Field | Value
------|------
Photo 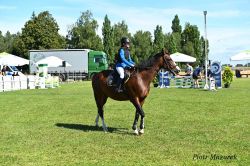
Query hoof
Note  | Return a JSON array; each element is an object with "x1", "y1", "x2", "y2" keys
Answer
[
  {"x1": 133, "y1": 129, "x2": 139, "y2": 135},
  {"x1": 102, "y1": 127, "x2": 108, "y2": 133},
  {"x1": 139, "y1": 129, "x2": 144, "y2": 135}
]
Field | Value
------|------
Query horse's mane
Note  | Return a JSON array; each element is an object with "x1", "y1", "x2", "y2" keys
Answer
[{"x1": 136, "y1": 52, "x2": 162, "y2": 70}]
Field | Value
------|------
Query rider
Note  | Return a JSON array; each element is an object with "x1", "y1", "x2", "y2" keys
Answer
[{"x1": 115, "y1": 37, "x2": 135, "y2": 92}]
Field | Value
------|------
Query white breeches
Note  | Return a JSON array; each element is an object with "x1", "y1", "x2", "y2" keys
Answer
[{"x1": 116, "y1": 67, "x2": 124, "y2": 79}]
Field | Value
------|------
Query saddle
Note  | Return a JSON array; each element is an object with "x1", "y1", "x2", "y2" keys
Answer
[{"x1": 107, "y1": 69, "x2": 131, "y2": 87}]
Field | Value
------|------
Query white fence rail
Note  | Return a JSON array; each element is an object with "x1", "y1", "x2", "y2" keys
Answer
[
  {"x1": 0, "y1": 76, "x2": 59, "y2": 92},
  {"x1": 169, "y1": 76, "x2": 205, "y2": 88}
]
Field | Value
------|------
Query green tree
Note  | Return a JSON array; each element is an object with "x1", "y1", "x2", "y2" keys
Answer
[
  {"x1": 112, "y1": 21, "x2": 134, "y2": 59},
  {"x1": 132, "y1": 30, "x2": 152, "y2": 61},
  {"x1": 172, "y1": 32, "x2": 182, "y2": 52},
  {"x1": 0, "y1": 31, "x2": 5, "y2": 52},
  {"x1": 168, "y1": 34, "x2": 177, "y2": 54},
  {"x1": 171, "y1": 15, "x2": 182, "y2": 33},
  {"x1": 102, "y1": 15, "x2": 114, "y2": 63},
  {"x1": 4, "y1": 31, "x2": 15, "y2": 53},
  {"x1": 12, "y1": 32, "x2": 26, "y2": 57},
  {"x1": 0, "y1": 31, "x2": 22, "y2": 56},
  {"x1": 20, "y1": 11, "x2": 65, "y2": 58},
  {"x1": 67, "y1": 10, "x2": 102, "y2": 50},
  {"x1": 200, "y1": 36, "x2": 209, "y2": 65},
  {"x1": 164, "y1": 33, "x2": 171, "y2": 51},
  {"x1": 153, "y1": 25, "x2": 164, "y2": 53},
  {"x1": 182, "y1": 41, "x2": 195, "y2": 57},
  {"x1": 167, "y1": 15, "x2": 182, "y2": 54},
  {"x1": 181, "y1": 23, "x2": 202, "y2": 65}
]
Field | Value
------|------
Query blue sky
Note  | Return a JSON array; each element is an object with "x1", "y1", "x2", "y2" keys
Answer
[{"x1": 0, "y1": 0, "x2": 250, "y2": 65}]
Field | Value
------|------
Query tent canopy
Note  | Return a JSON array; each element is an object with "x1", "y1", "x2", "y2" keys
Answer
[
  {"x1": 36, "y1": 56, "x2": 71, "y2": 67},
  {"x1": 0, "y1": 52, "x2": 29, "y2": 66},
  {"x1": 170, "y1": 52, "x2": 196, "y2": 63},
  {"x1": 230, "y1": 50, "x2": 250, "y2": 61},
  {"x1": 0, "y1": 52, "x2": 10, "y2": 57}
]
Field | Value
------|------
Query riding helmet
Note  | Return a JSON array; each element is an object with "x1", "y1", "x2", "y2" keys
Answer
[{"x1": 121, "y1": 37, "x2": 130, "y2": 46}]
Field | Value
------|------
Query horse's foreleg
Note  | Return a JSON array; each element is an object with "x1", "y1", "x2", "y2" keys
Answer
[
  {"x1": 139, "y1": 99, "x2": 145, "y2": 134},
  {"x1": 131, "y1": 99, "x2": 145, "y2": 135},
  {"x1": 132, "y1": 111, "x2": 140, "y2": 135},
  {"x1": 139, "y1": 117, "x2": 145, "y2": 134}
]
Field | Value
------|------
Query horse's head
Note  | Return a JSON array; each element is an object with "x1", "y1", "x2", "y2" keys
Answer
[{"x1": 161, "y1": 49, "x2": 180, "y2": 75}]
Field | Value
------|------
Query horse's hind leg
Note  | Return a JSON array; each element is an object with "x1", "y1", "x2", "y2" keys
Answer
[
  {"x1": 95, "y1": 114, "x2": 99, "y2": 127},
  {"x1": 98, "y1": 105, "x2": 108, "y2": 132}
]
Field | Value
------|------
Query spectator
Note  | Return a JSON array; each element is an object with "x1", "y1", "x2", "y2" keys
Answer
[
  {"x1": 192, "y1": 66, "x2": 203, "y2": 88},
  {"x1": 183, "y1": 63, "x2": 193, "y2": 87},
  {"x1": 185, "y1": 63, "x2": 193, "y2": 76},
  {"x1": 1, "y1": 65, "x2": 7, "y2": 76}
]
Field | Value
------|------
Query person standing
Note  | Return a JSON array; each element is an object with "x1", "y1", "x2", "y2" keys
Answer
[
  {"x1": 185, "y1": 63, "x2": 193, "y2": 76},
  {"x1": 1, "y1": 65, "x2": 7, "y2": 76},
  {"x1": 192, "y1": 66, "x2": 203, "y2": 88},
  {"x1": 183, "y1": 63, "x2": 193, "y2": 87}
]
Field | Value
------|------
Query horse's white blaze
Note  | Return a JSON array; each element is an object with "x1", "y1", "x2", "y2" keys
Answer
[{"x1": 95, "y1": 114, "x2": 99, "y2": 126}]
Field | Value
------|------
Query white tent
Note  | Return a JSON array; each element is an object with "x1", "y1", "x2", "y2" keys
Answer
[
  {"x1": 230, "y1": 50, "x2": 250, "y2": 61},
  {"x1": 170, "y1": 52, "x2": 196, "y2": 62},
  {"x1": 0, "y1": 52, "x2": 29, "y2": 66},
  {"x1": 36, "y1": 56, "x2": 71, "y2": 67}
]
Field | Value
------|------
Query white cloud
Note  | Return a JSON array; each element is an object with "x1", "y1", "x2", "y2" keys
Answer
[{"x1": 208, "y1": 27, "x2": 250, "y2": 64}]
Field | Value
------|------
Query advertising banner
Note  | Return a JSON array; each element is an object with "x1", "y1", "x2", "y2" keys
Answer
[
  {"x1": 159, "y1": 70, "x2": 170, "y2": 88},
  {"x1": 210, "y1": 61, "x2": 222, "y2": 88}
]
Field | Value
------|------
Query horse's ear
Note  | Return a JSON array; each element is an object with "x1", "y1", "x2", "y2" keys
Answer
[
  {"x1": 161, "y1": 48, "x2": 165, "y2": 54},
  {"x1": 162, "y1": 48, "x2": 169, "y2": 54}
]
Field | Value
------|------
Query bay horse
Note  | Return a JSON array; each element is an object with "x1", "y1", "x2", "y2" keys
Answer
[{"x1": 92, "y1": 49, "x2": 179, "y2": 135}]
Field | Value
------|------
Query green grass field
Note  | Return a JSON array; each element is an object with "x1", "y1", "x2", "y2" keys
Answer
[{"x1": 0, "y1": 79, "x2": 249, "y2": 166}]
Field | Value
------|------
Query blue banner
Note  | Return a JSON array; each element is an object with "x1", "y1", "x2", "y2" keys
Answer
[
  {"x1": 210, "y1": 61, "x2": 222, "y2": 88},
  {"x1": 159, "y1": 71, "x2": 170, "y2": 87}
]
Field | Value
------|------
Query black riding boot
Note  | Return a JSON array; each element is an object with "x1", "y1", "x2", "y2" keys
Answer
[{"x1": 115, "y1": 77, "x2": 123, "y2": 93}]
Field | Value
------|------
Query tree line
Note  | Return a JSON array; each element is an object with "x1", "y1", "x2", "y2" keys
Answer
[{"x1": 0, "y1": 10, "x2": 209, "y2": 65}]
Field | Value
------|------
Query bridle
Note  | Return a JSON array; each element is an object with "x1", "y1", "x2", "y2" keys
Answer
[{"x1": 162, "y1": 53, "x2": 177, "y2": 75}]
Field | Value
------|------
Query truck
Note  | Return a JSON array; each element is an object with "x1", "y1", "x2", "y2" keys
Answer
[{"x1": 29, "y1": 49, "x2": 108, "y2": 81}]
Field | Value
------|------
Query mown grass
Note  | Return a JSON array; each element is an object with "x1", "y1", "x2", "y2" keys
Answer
[{"x1": 0, "y1": 79, "x2": 249, "y2": 166}]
